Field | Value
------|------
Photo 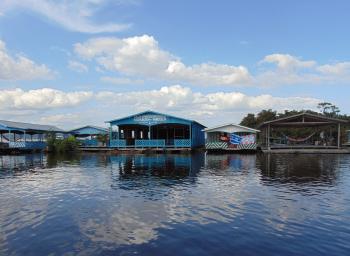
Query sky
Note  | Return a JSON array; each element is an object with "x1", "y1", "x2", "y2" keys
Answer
[{"x1": 0, "y1": 0, "x2": 349, "y2": 129}]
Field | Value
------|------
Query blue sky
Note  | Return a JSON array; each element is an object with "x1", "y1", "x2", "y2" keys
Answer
[{"x1": 0, "y1": 0, "x2": 348, "y2": 128}]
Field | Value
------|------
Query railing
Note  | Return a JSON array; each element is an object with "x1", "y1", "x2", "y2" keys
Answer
[
  {"x1": 109, "y1": 139, "x2": 191, "y2": 148},
  {"x1": 8, "y1": 141, "x2": 47, "y2": 150},
  {"x1": 109, "y1": 139, "x2": 126, "y2": 147},
  {"x1": 80, "y1": 139, "x2": 98, "y2": 147},
  {"x1": 174, "y1": 139, "x2": 191, "y2": 148},
  {"x1": 135, "y1": 140, "x2": 165, "y2": 148}
]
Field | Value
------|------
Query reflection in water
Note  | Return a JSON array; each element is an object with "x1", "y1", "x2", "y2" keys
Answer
[
  {"x1": 0, "y1": 154, "x2": 45, "y2": 174},
  {"x1": 0, "y1": 153, "x2": 350, "y2": 255},
  {"x1": 206, "y1": 153, "x2": 257, "y2": 171},
  {"x1": 257, "y1": 153, "x2": 340, "y2": 186}
]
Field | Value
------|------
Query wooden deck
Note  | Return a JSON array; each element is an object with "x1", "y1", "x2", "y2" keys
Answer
[
  {"x1": 262, "y1": 148, "x2": 350, "y2": 154},
  {"x1": 78, "y1": 146, "x2": 193, "y2": 153}
]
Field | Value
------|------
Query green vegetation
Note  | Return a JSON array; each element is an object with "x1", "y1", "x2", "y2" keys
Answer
[
  {"x1": 240, "y1": 102, "x2": 348, "y2": 129},
  {"x1": 96, "y1": 134, "x2": 108, "y2": 146},
  {"x1": 46, "y1": 132, "x2": 80, "y2": 152},
  {"x1": 240, "y1": 102, "x2": 350, "y2": 142}
]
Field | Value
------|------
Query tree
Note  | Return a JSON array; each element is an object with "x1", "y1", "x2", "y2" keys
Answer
[
  {"x1": 46, "y1": 133, "x2": 80, "y2": 152},
  {"x1": 317, "y1": 102, "x2": 340, "y2": 117},
  {"x1": 240, "y1": 113, "x2": 257, "y2": 128},
  {"x1": 46, "y1": 132, "x2": 57, "y2": 152},
  {"x1": 256, "y1": 109, "x2": 277, "y2": 125},
  {"x1": 96, "y1": 134, "x2": 108, "y2": 146}
]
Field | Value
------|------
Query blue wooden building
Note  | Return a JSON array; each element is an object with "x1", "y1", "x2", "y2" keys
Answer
[
  {"x1": 0, "y1": 120, "x2": 63, "y2": 151},
  {"x1": 106, "y1": 111, "x2": 206, "y2": 149},
  {"x1": 69, "y1": 125, "x2": 108, "y2": 147}
]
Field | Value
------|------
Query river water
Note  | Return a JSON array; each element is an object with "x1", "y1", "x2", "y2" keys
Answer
[{"x1": 0, "y1": 152, "x2": 349, "y2": 255}]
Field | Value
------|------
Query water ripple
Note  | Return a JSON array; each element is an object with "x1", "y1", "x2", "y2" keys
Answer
[{"x1": 0, "y1": 153, "x2": 350, "y2": 255}]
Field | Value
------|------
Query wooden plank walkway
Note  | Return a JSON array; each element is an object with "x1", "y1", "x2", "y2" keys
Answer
[
  {"x1": 262, "y1": 148, "x2": 350, "y2": 154},
  {"x1": 78, "y1": 147, "x2": 193, "y2": 153}
]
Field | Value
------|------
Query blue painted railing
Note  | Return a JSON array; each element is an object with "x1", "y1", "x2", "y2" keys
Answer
[
  {"x1": 109, "y1": 139, "x2": 126, "y2": 147},
  {"x1": 80, "y1": 139, "x2": 98, "y2": 147},
  {"x1": 135, "y1": 140, "x2": 165, "y2": 148},
  {"x1": 174, "y1": 139, "x2": 191, "y2": 148},
  {"x1": 109, "y1": 139, "x2": 191, "y2": 148},
  {"x1": 9, "y1": 141, "x2": 47, "y2": 150}
]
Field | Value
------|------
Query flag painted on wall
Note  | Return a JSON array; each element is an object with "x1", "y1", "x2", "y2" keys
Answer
[
  {"x1": 230, "y1": 134, "x2": 242, "y2": 144},
  {"x1": 230, "y1": 134, "x2": 256, "y2": 145},
  {"x1": 240, "y1": 134, "x2": 256, "y2": 144}
]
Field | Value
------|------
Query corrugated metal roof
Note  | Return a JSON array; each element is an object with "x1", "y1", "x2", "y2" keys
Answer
[
  {"x1": 69, "y1": 125, "x2": 108, "y2": 133},
  {"x1": 258, "y1": 112, "x2": 349, "y2": 127},
  {"x1": 106, "y1": 110, "x2": 206, "y2": 127},
  {"x1": 203, "y1": 123, "x2": 260, "y2": 133},
  {"x1": 0, "y1": 120, "x2": 64, "y2": 132}
]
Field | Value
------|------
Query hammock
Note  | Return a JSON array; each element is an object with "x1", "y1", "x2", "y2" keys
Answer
[{"x1": 284, "y1": 132, "x2": 316, "y2": 143}]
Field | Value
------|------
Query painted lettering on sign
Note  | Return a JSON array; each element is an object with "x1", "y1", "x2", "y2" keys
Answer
[{"x1": 134, "y1": 114, "x2": 167, "y2": 124}]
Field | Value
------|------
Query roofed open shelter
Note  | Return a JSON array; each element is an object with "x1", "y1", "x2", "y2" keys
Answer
[
  {"x1": 258, "y1": 112, "x2": 349, "y2": 151},
  {"x1": 0, "y1": 120, "x2": 63, "y2": 151}
]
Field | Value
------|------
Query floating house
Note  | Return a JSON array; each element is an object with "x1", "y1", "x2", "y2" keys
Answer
[
  {"x1": 69, "y1": 125, "x2": 108, "y2": 147},
  {"x1": 106, "y1": 111, "x2": 206, "y2": 150},
  {"x1": 258, "y1": 112, "x2": 349, "y2": 152},
  {"x1": 204, "y1": 123, "x2": 260, "y2": 151},
  {"x1": 0, "y1": 120, "x2": 63, "y2": 151}
]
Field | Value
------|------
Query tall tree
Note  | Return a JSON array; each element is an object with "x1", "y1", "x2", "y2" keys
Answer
[
  {"x1": 317, "y1": 102, "x2": 340, "y2": 117},
  {"x1": 240, "y1": 113, "x2": 257, "y2": 128},
  {"x1": 256, "y1": 109, "x2": 277, "y2": 125}
]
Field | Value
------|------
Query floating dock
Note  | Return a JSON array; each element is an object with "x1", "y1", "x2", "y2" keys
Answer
[{"x1": 261, "y1": 148, "x2": 350, "y2": 154}]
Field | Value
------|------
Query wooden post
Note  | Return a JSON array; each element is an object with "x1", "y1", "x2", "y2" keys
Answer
[
  {"x1": 338, "y1": 123, "x2": 341, "y2": 149},
  {"x1": 267, "y1": 124, "x2": 271, "y2": 150},
  {"x1": 189, "y1": 124, "x2": 192, "y2": 148}
]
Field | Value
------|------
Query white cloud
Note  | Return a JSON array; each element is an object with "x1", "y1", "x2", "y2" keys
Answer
[
  {"x1": 74, "y1": 35, "x2": 252, "y2": 86},
  {"x1": 0, "y1": 88, "x2": 93, "y2": 110},
  {"x1": 0, "y1": 0, "x2": 131, "y2": 33},
  {"x1": 166, "y1": 61, "x2": 251, "y2": 86},
  {"x1": 96, "y1": 85, "x2": 321, "y2": 122},
  {"x1": 317, "y1": 62, "x2": 350, "y2": 75},
  {"x1": 68, "y1": 60, "x2": 88, "y2": 73},
  {"x1": 262, "y1": 54, "x2": 316, "y2": 70},
  {"x1": 40, "y1": 113, "x2": 82, "y2": 126},
  {"x1": 75, "y1": 35, "x2": 350, "y2": 87},
  {"x1": 0, "y1": 40, "x2": 53, "y2": 80},
  {"x1": 100, "y1": 76, "x2": 144, "y2": 85},
  {"x1": 256, "y1": 53, "x2": 350, "y2": 86},
  {"x1": 0, "y1": 85, "x2": 322, "y2": 127}
]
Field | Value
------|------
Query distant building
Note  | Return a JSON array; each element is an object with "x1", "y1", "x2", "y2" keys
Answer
[
  {"x1": 204, "y1": 123, "x2": 260, "y2": 151},
  {"x1": 69, "y1": 125, "x2": 108, "y2": 147},
  {"x1": 106, "y1": 110, "x2": 206, "y2": 149},
  {"x1": 0, "y1": 120, "x2": 63, "y2": 151}
]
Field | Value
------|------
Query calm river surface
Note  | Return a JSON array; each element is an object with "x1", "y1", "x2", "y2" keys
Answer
[{"x1": 0, "y1": 152, "x2": 350, "y2": 255}]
